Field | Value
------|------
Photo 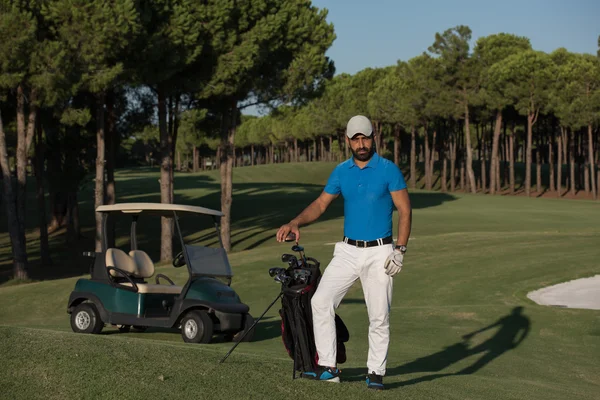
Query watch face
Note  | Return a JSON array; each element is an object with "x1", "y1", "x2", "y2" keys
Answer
[{"x1": 396, "y1": 245, "x2": 407, "y2": 252}]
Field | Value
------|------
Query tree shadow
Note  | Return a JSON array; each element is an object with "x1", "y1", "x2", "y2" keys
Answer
[
  {"x1": 0, "y1": 175, "x2": 458, "y2": 284},
  {"x1": 342, "y1": 307, "x2": 531, "y2": 389}
]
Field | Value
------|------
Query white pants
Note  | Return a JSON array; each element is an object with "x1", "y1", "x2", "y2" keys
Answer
[{"x1": 311, "y1": 241, "x2": 394, "y2": 376}]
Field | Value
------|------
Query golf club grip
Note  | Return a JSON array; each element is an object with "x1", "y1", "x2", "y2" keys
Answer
[{"x1": 219, "y1": 291, "x2": 283, "y2": 363}]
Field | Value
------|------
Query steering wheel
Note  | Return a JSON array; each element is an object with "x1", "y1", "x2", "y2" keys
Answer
[{"x1": 173, "y1": 251, "x2": 186, "y2": 268}]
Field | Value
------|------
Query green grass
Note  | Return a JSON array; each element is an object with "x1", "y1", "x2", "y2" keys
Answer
[{"x1": 1, "y1": 163, "x2": 600, "y2": 399}]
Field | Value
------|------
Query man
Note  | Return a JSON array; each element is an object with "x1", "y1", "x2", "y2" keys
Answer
[{"x1": 276, "y1": 115, "x2": 412, "y2": 390}]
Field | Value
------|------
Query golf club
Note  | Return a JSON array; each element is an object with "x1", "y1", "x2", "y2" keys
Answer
[
  {"x1": 281, "y1": 253, "x2": 299, "y2": 268},
  {"x1": 291, "y1": 244, "x2": 306, "y2": 265},
  {"x1": 219, "y1": 267, "x2": 290, "y2": 364}
]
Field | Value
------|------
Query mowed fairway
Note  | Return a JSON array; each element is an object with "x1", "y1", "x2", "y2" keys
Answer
[{"x1": 1, "y1": 163, "x2": 599, "y2": 400}]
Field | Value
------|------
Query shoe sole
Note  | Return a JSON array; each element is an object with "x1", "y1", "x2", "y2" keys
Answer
[{"x1": 324, "y1": 377, "x2": 340, "y2": 383}]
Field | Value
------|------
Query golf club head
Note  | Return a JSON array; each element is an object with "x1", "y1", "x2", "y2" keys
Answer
[
  {"x1": 274, "y1": 272, "x2": 291, "y2": 285},
  {"x1": 284, "y1": 232, "x2": 297, "y2": 242},
  {"x1": 269, "y1": 267, "x2": 286, "y2": 277},
  {"x1": 281, "y1": 254, "x2": 297, "y2": 263},
  {"x1": 291, "y1": 245, "x2": 304, "y2": 253}
]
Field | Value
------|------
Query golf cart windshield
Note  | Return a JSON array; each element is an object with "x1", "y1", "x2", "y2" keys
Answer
[{"x1": 184, "y1": 245, "x2": 233, "y2": 278}]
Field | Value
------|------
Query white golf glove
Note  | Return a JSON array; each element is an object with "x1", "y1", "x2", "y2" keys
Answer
[{"x1": 384, "y1": 249, "x2": 403, "y2": 276}]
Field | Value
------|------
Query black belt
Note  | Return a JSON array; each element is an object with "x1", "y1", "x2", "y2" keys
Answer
[{"x1": 343, "y1": 236, "x2": 393, "y2": 248}]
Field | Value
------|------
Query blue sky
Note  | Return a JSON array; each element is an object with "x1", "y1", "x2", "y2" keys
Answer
[{"x1": 312, "y1": 0, "x2": 599, "y2": 75}]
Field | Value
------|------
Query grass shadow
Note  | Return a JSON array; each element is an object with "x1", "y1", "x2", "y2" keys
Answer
[{"x1": 341, "y1": 307, "x2": 531, "y2": 389}]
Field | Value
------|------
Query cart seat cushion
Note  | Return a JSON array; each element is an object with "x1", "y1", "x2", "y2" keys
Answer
[
  {"x1": 119, "y1": 282, "x2": 183, "y2": 294},
  {"x1": 129, "y1": 250, "x2": 155, "y2": 278},
  {"x1": 106, "y1": 248, "x2": 138, "y2": 277}
]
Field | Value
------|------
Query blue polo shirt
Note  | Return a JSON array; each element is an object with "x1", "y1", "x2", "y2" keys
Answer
[{"x1": 324, "y1": 153, "x2": 407, "y2": 241}]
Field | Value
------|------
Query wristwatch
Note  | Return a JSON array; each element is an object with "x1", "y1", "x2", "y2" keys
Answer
[{"x1": 395, "y1": 244, "x2": 407, "y2": 254}]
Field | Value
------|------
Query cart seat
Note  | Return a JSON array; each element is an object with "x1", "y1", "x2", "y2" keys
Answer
[
  {"x1": 128, "y1": 250, "x2": 155, "y2": 278},
  {"x1": 106, "y1": 248, "x2": 183, "y2": 294},
  {"x1": 106, "y1": 248, "x2": 138, "y2": 277}
]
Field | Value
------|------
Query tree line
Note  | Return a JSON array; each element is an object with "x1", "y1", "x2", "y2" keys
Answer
[
  {"x1": 229, "y1": 27, "x2": 600, "y2": 204},
  {"x1": 0, "y1": 0, "x2": 334, "y2": 280}
]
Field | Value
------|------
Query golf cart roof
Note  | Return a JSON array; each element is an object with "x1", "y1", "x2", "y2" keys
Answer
[{"x1": 96, "y1": 203, "x2": 223, "y2": 217}]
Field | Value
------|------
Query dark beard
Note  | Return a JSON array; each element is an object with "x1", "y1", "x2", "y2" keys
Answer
[{"x1": 351, "y1": 145, "x2": 375, "y2": 162}]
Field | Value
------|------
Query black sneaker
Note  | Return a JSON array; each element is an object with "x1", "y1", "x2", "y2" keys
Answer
[
  {"x1": 366, "y1": 372, "x2": 384, "y2": 390},
  {"x1": 301, "y1": 366, "x2": 341, "y2": 383}
]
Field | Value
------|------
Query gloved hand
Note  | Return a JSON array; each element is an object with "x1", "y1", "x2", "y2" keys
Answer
[{"x1": 384, "y1": 249, "x2": 403, "y2": 276}]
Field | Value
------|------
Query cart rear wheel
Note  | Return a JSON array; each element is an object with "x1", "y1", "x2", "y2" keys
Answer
[
  {"x1": 181, "y1": 310, "x2": 213, "y2": 344},
  {"x1": 70, "y1": 303, "x2": 104, "y2": 334}
]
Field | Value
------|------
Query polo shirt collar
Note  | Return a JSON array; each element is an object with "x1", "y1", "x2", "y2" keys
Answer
[{"x1": 348, "y1": 152, "x2": 380, "y2": 169}]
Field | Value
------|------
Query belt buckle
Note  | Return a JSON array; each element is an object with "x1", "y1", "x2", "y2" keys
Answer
[{"x1": 356, "y1": 240, "x2": 366, "y2": 248}]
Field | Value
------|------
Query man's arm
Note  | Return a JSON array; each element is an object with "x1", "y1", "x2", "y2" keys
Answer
[
  {"x1": 391, "y1": 189, "x2": 412, "y2": 249},
  {"x1": 276, "y1": 191, "x2": 338, "y2": 242}
]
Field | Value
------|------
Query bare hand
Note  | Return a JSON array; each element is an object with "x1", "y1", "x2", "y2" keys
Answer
[{"x1": 276, "y1": 222, "x2": 300, "y2": 243}]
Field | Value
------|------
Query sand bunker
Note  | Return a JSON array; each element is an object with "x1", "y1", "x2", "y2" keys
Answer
[{"x1": 527, "y1": 275, "x2": 600, "y2": 310}]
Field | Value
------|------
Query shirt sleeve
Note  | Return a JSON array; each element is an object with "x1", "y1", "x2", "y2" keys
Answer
[
  {"x1": 388, "y1": 163, "x2": 407, "y2": 192},
  {"x1": 324, "y1": 166, "x2": 341, "y2": 195}
]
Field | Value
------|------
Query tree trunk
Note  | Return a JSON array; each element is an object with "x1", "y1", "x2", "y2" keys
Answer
[
  {"x1": 410, "y1": 125, "x2": 416, "y2": 189},
  {"x1": 193, "y1": 147, "x2": 198, "y2": 172},
  {"x1": 1, "y1": 108, "x2": 28, "y2": 279},
  {"x1": 490, "y1": 110, "x2": 502, "y2": 195},
  {"x1": 393, "y1": 124, "x2": 400, "y2": 166},
  {"x1": 441, "y1": 149, "x2": 447, "y2": 193},
  {"x1": 294, "y1": 138, "x2": 298, "y2": 162},
  {"x1": 588, "y1": 124, "x2": 597, "y2": 200},
  {"x1": 429, "y1": 130, "x2": 436, "y2": 190},
  {"x1": 464, "y1": 103, "x2": 476, "y2": 193},
  {"x1": 536, "y1": 133, "x2": 542, "y2": 194},
  {"x1": 329, "y1": 135, "x2": 334, "y2": 161},
  {"x1": 460, "y1": 160, "x2": 465, "y2": 191},
  {"x1": 106, "y1": 93, "x2": 116, "y2": 206},
  {"x1": 557, "y1": 134, "x2": 562, "y2": 197},
  {"x1": 450, "y1": 134, "x2": 456, "y2": 192},
  {"x1": 15, "y1": 85, "x2": 38, "y2": 278},
  {"x1": 219, "y1": 104, "x2": 236, "y2": 252},
  {"x1": 549, "y1": 128, "x2": 555, "y2": 193},
  {"x1": 570, "y1": 128, "x2": 575, "y2": 196},
  {"x1": 319, "y1": 136, "x2": 324, "y2": 161},
  {"x1": 94, "y1": 92, "x2": 106, "y2": 252},
  {"x1": 34, "y1": 120, "x2": 51, "y2": 265},
  {"x1": 170, "y1": 97, "x2": 179, "y2": 204},
  {"x1": 480, "y1": 128, "x2": 486, "y2": 194},
  {"x1": 105, "y1": 93, "x2": 117, "y2": 248},
  {"x1": 509, "y1": 126, "x2": 515, "y2": 194},
  {"x1": 251, "y1": 144, "x2": 255, "y2": 166},
  {"x1": 424, "y1": 127, "x2": 431, "y2": 190},
  {"x1": 158, "y1": 89, "x2": 173, "y2": 261},
  {"x1": 525, "y1": 112, "x2": 535, "y2": 197}
]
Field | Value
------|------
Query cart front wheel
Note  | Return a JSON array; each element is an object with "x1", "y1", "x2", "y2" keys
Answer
[
  {"x1": 181, "y1": 310, "x2": 213, "y2": 344},
  {"x1": 70, "y1": 303, "x2": 104, "y2": 334}
]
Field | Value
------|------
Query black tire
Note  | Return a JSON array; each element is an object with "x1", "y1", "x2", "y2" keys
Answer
[
  {"x1": 70, "y1": 303, "x2": 104, "y2": 334},
  {"x1": 132, "y1": 326, "x2": 148, "y2": 332},
  {"x1": 180, "y1": 310, "x2": 214, "y2": 344},
  {"x1": 232, "y1": 313, "x2": 255, "y2": 343}
]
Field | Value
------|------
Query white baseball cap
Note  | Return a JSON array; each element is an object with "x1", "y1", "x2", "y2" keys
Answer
[{"x1": 346, "y1": 115, "x2": 373, "y2": 138}]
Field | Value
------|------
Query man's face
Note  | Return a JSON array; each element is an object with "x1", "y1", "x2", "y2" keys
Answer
[{"x1": 348, "y1": 134, "x2": 375, "y2": 162}]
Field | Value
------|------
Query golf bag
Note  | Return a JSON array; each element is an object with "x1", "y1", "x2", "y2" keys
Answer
[{"x1": 279, "y1": 256, "x2": 350, "y2": 378}]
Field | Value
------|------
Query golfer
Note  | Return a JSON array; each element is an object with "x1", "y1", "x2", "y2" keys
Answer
[{"x1": 276, "y1": 115, "x2": 412, "y2": 390}]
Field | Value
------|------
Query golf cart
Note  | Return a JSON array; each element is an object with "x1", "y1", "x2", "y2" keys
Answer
[{"x1": 67, "y1": 202, "x2": 254, "y2": 344}]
